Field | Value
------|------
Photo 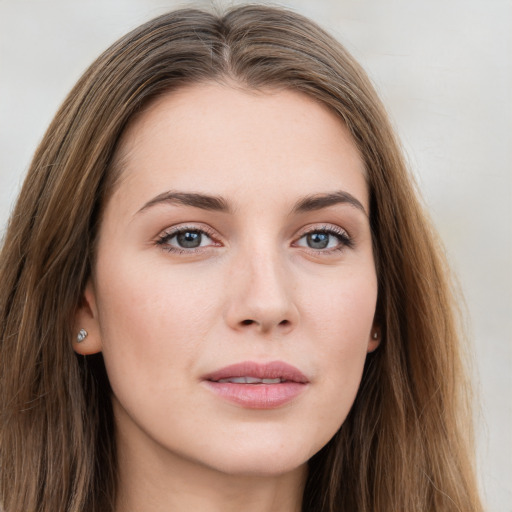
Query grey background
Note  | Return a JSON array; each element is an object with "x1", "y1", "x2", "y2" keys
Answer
[{"x1": 1, "y1": 1, "x2": 510, "y2": 510}]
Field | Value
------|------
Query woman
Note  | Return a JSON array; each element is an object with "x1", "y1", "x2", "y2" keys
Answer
[{"x1": 0, "y1": 5, "x2": 483, "y2": 512}]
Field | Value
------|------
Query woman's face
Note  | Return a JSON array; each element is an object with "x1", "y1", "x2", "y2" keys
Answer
[{"x1": 76, "y1": 83, "x2": 379, "y2": 476}]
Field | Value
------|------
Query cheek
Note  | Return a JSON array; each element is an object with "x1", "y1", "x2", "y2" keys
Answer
[
  {"x1": 302, "y1": 266, "x2": 377, "y2": 347},
  {"x1": 94, "y1": 256, "x2": 221, "y2": 391},
  {"x1": 300, "y1": 269, "x2": 377, "y2": 429}
]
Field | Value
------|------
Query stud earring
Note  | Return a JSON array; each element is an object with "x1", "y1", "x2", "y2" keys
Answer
[
  {"x1": 372, "y1": 330, "x2": 379, "y2": 340},
  {"x1": 76, "y1": 328, "x2": 88, "y2": 343}
]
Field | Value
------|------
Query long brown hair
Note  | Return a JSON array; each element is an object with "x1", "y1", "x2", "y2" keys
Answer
[{"x1": 0, "y1": 5, "x2": 482, "y2": 511}]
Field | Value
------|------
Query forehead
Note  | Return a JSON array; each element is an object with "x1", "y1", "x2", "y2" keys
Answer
[{"x1": 110, "y1": 82, "x2": 368, "y2": 214}]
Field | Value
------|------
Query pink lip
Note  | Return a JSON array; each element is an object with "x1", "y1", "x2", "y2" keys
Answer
[{"x1": 202, "y1": 361, "x2": 309, "y2": 409}]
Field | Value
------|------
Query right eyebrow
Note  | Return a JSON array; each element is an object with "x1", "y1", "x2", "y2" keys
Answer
[{"x1": 136, "y1": 191, "x2": 231, "y2": 215}]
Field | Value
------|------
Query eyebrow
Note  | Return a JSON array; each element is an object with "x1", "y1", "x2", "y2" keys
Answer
[
  {"x1": 292, "y1": 191, "x2": 367, "y2": 216},
  {"x1": 137, "y1": 189, "x2": 367, "y2": 216},
  {"x1": 138, "y1": 191, "x2": 231, "y2": 214}
]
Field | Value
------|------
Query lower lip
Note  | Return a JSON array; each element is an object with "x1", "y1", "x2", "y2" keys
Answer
[{"x1": 203, "y1": 381, "x2": 307, "y2": 409}]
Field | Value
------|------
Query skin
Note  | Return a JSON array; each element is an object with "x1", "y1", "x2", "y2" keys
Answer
[{"x1": 75, "y1": 83, "x2": 380, "y2": 512}]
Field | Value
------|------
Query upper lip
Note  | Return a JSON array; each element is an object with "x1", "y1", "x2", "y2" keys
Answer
[{"x1": 203, "y1": 361, "x2": 309, "y2": 384}]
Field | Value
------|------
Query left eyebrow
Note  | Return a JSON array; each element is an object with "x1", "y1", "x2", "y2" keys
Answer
[{"x1": 292, "y1": 191, "x2": 368, "y2": 216}]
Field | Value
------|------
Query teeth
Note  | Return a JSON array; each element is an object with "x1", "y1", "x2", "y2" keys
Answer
[
  {"x1": 262, "y1": 378, "x2": 281, "y2": 384},
  {"x1": 217, "y1": 377, "x2": 283, "y2": 384}
]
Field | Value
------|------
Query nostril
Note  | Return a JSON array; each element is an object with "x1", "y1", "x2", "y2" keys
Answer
[{"x1": 239, "y1": 318, "x2": 291, "y2": 328}]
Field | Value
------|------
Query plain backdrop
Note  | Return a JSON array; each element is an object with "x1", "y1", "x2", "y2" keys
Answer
[{"x1": 1, "y1": 1, "x2": 511, "y2": 510}]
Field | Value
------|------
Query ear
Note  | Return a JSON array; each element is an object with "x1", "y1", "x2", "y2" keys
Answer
[
  {"x1": 73, "y1": 280, "x2": 103, "y2": 355},
  {"x1": 367, "y1": 324, "x2": 381, "y2": 353}
]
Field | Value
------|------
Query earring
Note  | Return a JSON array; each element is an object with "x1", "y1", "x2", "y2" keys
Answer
[
  {"x1": 372, "y1": 330, "x2": 379, "y2": 340},
  {"x1": 76, "y1": 328, "x2": 88, "y2": 343}
]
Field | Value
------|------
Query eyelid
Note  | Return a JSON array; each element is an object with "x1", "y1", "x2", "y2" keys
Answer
[
  {"x1": 153, "y1": 222, "x2": 353, "y2": 256},
  {"x1": 295, "y1": 223, "x2": 350, "y2": 238},
  {"x1": 292, "y1": 224, "x2": 353, "y2": 253},
  {"x1": 155, "y1": 223, "x2": 222, "y2": 253}
]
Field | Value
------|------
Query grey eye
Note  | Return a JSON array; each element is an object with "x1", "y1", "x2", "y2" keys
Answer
[
  {"x1": 306, "y1": 232, "x2": 330, "y2": 249},
  {"x1": 176, "y1": 231, "x2": 203, "y2": 248},
  {"x1": 159, "y1": 228, "x2": 215, "y2": 251},
  {"x1": 296, "y1": 230, "x2": 345, "y2": 250}
]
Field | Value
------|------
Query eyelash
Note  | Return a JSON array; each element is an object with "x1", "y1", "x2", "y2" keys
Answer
[
  {"x1": 155, "y1": 224, "x2": 353, "y2": 255},
  {"x1": 156, "y1": 225, "x2": 219, "y2": 254},
  {"x1": 294, "y1": 225, "x2": 354, "y2": 254}
]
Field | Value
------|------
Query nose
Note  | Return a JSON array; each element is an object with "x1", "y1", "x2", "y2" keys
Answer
[{"x1": 224, "y1": 246, "x2": 299, "y2": 335}]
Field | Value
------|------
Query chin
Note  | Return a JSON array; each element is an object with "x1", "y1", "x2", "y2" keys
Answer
[
  {"x1": 209, "y1": 454, "x2": 307, "y2": 478},
  {"x1": 194, "y1": 430, "x2": 327, "y2": 477}
]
